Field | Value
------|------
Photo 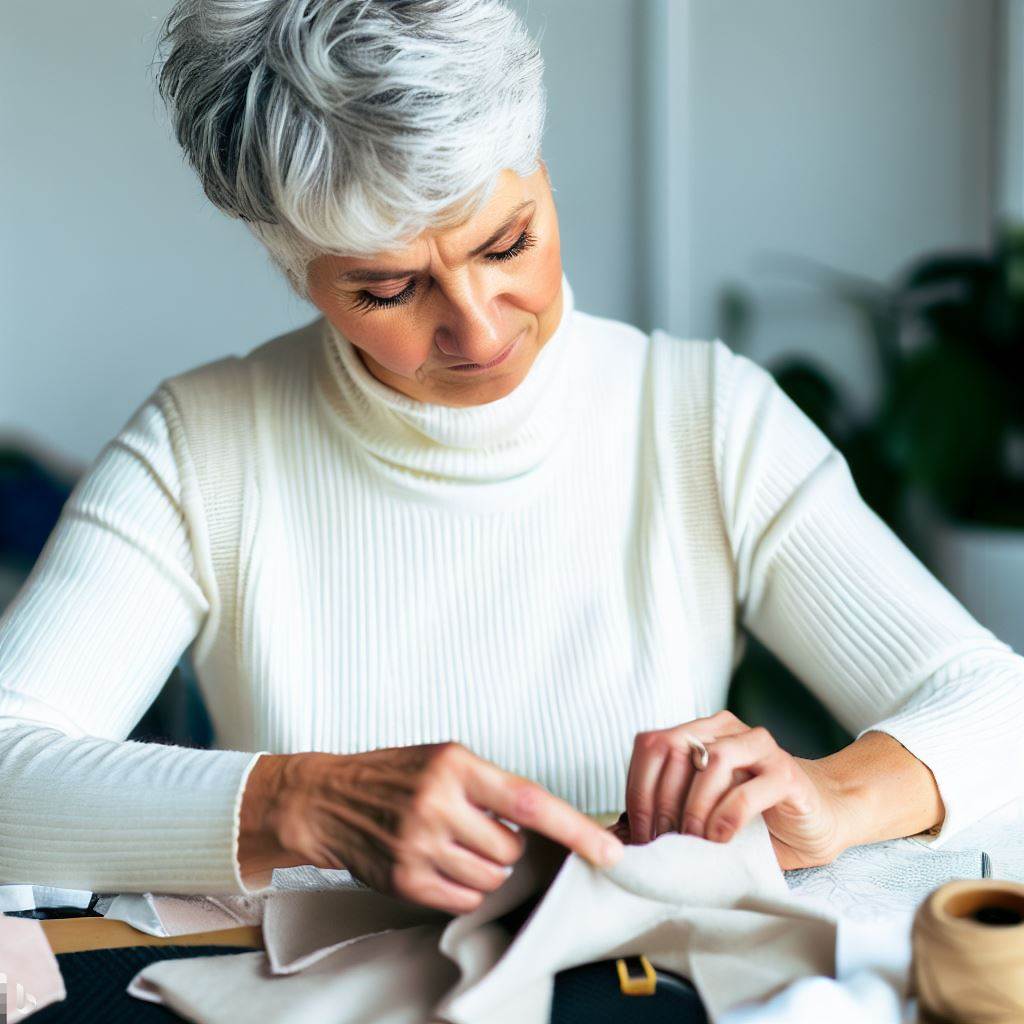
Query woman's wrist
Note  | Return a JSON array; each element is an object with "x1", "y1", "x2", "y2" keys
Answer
[
  {"x1": 237, "y1": 752, "x2": 311, "y2": 882},
  {"x1": 805, "y1": 729, "x2": 945, "y2": 856}
]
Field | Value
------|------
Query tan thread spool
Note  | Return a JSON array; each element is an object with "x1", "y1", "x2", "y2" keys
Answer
[{"x1": 912, "y1": 878, "x2": 1024, "y2": 1023}]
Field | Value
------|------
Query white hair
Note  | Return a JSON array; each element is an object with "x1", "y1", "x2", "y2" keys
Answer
[{"x1": 154, "y1": 0, "x2": 548, "y2": 302}]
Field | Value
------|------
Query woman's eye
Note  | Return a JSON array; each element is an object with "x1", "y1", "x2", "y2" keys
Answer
[
  {"x1": 350, "y1": 228, "x2": 538, "y2": 312},
  {"x1": 351, "y1": 279, "x2": 417, "y2": 313},
  {"x1": 485, "y1": 228, "x2": 538, "y2": 263}
]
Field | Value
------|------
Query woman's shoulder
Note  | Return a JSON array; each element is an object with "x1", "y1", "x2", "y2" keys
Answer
[{"x1": 574, "y1": 306, "x2": 732, "y2": 389}]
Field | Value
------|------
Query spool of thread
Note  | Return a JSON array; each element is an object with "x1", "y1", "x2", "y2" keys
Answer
[{"x1": 912, "y1": 878, "x2": 1024, "y2": 1023}]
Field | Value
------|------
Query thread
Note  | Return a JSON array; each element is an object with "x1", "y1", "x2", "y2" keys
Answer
[{"x1": 912, "y1": 878, "x2": 1024, "y2": 1023}]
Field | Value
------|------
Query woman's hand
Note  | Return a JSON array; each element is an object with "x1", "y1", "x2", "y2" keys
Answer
[
  {"x1": 238, "y1": 742, "x2": 624, "y2": 915},
  {"x1": 617, "y1": 709, "x2": 849, "y2": 869}
]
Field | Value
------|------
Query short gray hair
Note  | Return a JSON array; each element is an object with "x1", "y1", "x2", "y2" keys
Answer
[{"x1": 154, "y1": 0, "x2": 548, "y2": 302}]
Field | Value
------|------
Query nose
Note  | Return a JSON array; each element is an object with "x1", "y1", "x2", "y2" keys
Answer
[{"x1": 433, "y1": 289, "x2": 509, "y2": 366}]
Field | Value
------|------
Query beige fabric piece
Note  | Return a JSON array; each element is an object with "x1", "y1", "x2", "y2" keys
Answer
[{"x1": 127, "y1": 816, "x2": 837, "y2": 1023}]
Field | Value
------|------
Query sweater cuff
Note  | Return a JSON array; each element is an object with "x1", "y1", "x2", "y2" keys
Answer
[
  {"x1": 0, "y1": 719, "x2": 276, "y2": 896},
  {"x1": 852, "y1": 645, "x2": 1024, "y2": 849}
]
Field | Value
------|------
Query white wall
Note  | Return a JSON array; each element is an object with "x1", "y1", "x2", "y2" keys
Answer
[
  {"x1": 998, "y1": 0, "x2": 1024, "y2": 221},
  {"x1": 1, "y1": 0, "x2": 314, "y2": 467},
  {"x1": 662, "y1": 0, "x2": 997, "y2": 411},
  {"x1": 0, "y1": 0, "x2": 999, "y2": 466}
]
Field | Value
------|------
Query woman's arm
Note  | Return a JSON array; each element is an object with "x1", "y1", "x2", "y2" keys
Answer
[
  {"x1": 711, "y1": 339, "x2": 1024, "y2": 849},
  {"x1": 804, "y1": 729, "x2": 944, "y2": 851},
  {"x1": 0, "y1": 395, "x2": 270, "y2": 894}
]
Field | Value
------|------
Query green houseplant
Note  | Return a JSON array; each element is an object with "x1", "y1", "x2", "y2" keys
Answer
[
  {"x1": 723, "y1": 222, "x2": 1024, "y2": 754},
  {"x1": 769, "y1": 223, "x2": 1024, "y2": 537}
]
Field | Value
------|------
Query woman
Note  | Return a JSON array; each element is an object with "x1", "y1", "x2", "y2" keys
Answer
[{"x1": 2, "y1": 0, "x2": 1023, "y2": 924}]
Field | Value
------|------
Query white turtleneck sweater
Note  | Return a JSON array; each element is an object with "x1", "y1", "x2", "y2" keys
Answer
[{"x1": 2, "y1": 272, "x2": 1023, "y2": 896}]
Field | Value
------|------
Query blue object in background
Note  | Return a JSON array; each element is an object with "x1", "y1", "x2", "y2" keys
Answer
[
  {"x1": 0, "y1": 443, "x2": 213, "y2": 749},
  {"x1": 0, "y1": 447, "x2": 74, "y2": 572}
]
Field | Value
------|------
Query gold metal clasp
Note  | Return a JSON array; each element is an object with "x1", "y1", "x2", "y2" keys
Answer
[{"x1": 616, "y1": 955, "x2": 657, "y2": 996}]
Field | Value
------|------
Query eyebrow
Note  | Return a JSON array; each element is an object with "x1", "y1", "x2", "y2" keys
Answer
[{"x1": 335, "y1": 199, "x2": 537, "y2": 283}]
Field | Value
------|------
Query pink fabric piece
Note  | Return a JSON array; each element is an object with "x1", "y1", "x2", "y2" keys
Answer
[
  {"x1": 0, "y1": 914, "x2": 66, "y2": 1020},
  {"x1": 152, "y1": 895, "x2": 265, "y2": 935}
]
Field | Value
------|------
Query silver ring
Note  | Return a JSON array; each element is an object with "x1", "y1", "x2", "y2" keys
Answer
[{"x1": 682, "y1": 733, "x2": 710, "y2": 771}]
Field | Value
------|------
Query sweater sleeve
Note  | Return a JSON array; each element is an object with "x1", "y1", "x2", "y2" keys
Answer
[
  {"x1": 709, "y1": 338, "x2": 1024, "y2": 847},
  {"x1": 0, "y1": 393, "x2": 272, "y2": 895}
]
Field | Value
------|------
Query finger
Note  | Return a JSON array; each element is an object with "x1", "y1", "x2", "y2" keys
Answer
[
  {"x1": 465, "y1": 764, "x2": 623, "y2": 868},
  {"x1": 395, "y1": 863, "x2": 485, "y2": 915},
  {"x1": 626, "y1": 733, "x2": 669, "y2": 844},
  {"x1": 608, "y1": 818, "x2": 630, "y2": 843},
  {"x1": 432, "y1": 838, "x2": 517, "y2": 893},
  {"x1": 651, "y1": 745, "x2": 693, "y2": 839},
  {"x1": 704, "y1": 774, "x2": 787, "y2": 843},
  {"x1": 671, "y1": 710, "x2": 750, "y2": 741},
  {"x1": 636, "y1": 715, "x2": 748, "y2": 843},
  {"x1": 681, "y1": 728, "x2": 775, "y2": 838},
  {"x1": 449, "y1": 801, "x2": 527, "y2": 866}
]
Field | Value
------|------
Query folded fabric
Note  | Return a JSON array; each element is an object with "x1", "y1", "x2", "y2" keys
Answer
[
  {"x1": 0, "y1": 913, "x2": 66, "y2": 1020},
  {"x1": 127, "y1": 814, "x2": 838, "y2": 1023},
  {"x1": 0, "y1": 885, "x2": 94, "y2": 914},
  {"x1": 101, "y1": 863, "x2": 372, "y2": 937},
  {"x1": 100, "y1": 891, "x2": 267, "y2": 937}
]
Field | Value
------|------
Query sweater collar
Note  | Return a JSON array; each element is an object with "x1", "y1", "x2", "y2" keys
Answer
[{"x1": 315, "y1": 272, "x2": 578, "y2": 484}]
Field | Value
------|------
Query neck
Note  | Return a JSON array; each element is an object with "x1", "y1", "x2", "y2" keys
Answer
[{"x1": 314, "y1": 271, "x2": 580, "y2": 487}]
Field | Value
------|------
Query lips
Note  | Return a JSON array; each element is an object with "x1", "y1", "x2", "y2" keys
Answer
[{"x1": 447, "y1": 331, "x2": 522, "y2": 371}]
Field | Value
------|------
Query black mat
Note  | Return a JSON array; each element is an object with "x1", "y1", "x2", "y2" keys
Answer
[{"x1": 31, "y1": 944, "x2": 255, "y2": 1023}]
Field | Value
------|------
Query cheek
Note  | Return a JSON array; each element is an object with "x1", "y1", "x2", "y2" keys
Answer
[
  {"x1": 511, "y1": 233, "x2": 562, "y2": 317},
  {"x1": 348, "y1": 322, "x2": 433, "y2": 377},
  {"x1": 528, "y1": 239, "x2": 564, "y2": 317}
]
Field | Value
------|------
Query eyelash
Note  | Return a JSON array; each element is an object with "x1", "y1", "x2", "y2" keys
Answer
[{"x1": 350, "y1": 229, "x2": 538, "y2": 313}]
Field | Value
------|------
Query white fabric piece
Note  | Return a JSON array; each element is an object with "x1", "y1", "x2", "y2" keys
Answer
[
  {"x1": 719, "y1": 910, "x2": 917, "y2": 1023},
  {"x1": 0, "y1": 885, "x2": 93, "y2": 914},
  {"x1": 719, "y1": 970, "x2": 911, "y2": 1024},
  {"x1": 127, "y1": 817, "x2": 838, "y2": 1024}
]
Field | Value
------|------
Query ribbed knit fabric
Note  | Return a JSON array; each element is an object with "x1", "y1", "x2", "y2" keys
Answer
[{"x1": 2, "y1": 270, "x2": 1023, "y2": 897}]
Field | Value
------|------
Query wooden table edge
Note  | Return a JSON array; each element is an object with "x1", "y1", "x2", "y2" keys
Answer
[{"x1": 42, "y1": 918, "x2": 264, "y2": 954}]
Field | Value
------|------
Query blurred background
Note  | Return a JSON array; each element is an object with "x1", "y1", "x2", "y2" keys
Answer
[{"x1": 2, "y1": 0, "x2": 1022, "y2": 754}]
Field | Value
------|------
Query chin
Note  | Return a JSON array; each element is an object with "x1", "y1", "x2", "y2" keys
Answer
[{"x1": 435, "y1": 365, "x2": 531, "y2": 406}]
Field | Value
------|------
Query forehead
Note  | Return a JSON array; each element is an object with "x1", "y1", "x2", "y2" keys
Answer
[{"x1": 319, "y1": 169, "x2": 539, "y2": 278}]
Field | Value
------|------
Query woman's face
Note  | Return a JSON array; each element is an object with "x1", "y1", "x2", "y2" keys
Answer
[{"x1": 306, "y1": 162, "x2": 563, "y2": 406}]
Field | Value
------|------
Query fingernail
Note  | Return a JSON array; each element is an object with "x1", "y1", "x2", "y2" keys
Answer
[
  {"x1": 710, "y1": 820, "x2": 734, "y2": 842},
  {"x1": 597, "y1": 835, "x2": 624, "y2": 867},
  {"x1": 683, "y1": 815, "x2": 703, "y2": 837}
]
